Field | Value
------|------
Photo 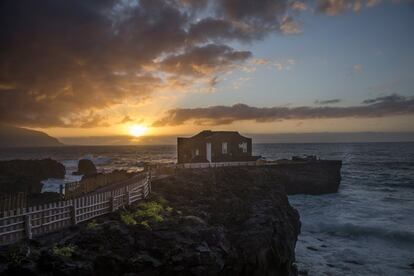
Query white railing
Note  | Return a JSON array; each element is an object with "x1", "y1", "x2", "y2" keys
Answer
[
  {"x1": 0, "y1": 175, "x2": 151, "y2": 246},
  {"x1": 178, "y1": 161, "x2": 259, "y2": 169}
]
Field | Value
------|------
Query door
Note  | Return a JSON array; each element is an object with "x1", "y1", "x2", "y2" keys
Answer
[{"x1": 206, "y1": 142, "x2": 212, "y2": 162}]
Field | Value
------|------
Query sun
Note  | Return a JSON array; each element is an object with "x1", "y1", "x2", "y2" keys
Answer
[{"x1": 129, "y1": 124, "x2": 148, "y2": 137}]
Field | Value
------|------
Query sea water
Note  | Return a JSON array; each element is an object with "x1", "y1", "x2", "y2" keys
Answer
[
  {"x1": 254, "y1": 143, "x2": 414, "y2": 275},
  {"x1": 1, "y1": 143, "x2": 413, "y2": 275}
]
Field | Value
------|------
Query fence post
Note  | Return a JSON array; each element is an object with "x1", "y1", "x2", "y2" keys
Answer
[
  {"x1": 70, "y1": 201, "x2": 77, "y2": 225},
  {"x1": 126, "y1": 186, "x2": 131, "y2": 206},
  {"x1": 24, "y1": 215, "x2": 32, "y2": 240},
  {"x1": 110, "y1": 190, "x2": 116, "y2": 212},
  {"x1": 141, "y1": 179, "x2": 146, "y2": 199}
]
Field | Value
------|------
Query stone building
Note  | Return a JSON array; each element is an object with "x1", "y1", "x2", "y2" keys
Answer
[{"x1": 177, "y1": 130, "x2": 260, "y2": 163}]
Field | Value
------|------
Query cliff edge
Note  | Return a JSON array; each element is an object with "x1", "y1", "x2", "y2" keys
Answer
[{"x1": 0, "y1": 167, "x2": 301, "y2": 276}]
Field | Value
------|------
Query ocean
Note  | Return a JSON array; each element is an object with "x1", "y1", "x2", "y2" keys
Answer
[{"x1": 1, "y1": 143, "x2": 413, "y2": 275}]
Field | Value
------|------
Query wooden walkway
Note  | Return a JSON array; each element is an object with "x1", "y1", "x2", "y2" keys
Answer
[{"x1": 0, "y1": 173, "x2": 151, "y2": 246}]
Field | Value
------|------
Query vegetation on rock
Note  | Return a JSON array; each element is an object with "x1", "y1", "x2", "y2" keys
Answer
[{"x1": 0, "y1": 167, "x2": 301, "y2": 275}]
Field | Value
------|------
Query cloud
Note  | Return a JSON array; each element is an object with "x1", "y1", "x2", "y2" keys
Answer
[
  {"x1": 280, "y1": 16, "x2": 302, "y2": 34},
  {"x1": 315, "y1": 0, "x2": 382, "y2": 15},
  {"x1": 232, "y1": 77, "x2": 251, "y2": 90},
  {"x1": 0, "y1": 0, "x2": 297, "y2": 128},
  {"x1": 274, "y1": 59, "x2": 297, "y2": 70},
  {"x1": 77, "y1": 112, "x2": 110, "y2": 128},
  {"x1": 291, "y1": 1, "x2": 308, "y2": 11},
  {"x1": 252, "y1": 58, "x2": 270, "y2": 65},
  {"x1": 153, "y1": 94, "x2": 414, "y2": 126},
  {"x1": 119, "y1": 115, "x2": 133, "y2": 124},
  {"x1": 315, "y1": 99, "x2": 342, "y2": 104},
  {"x1": 160, "y1": 44, "x2": 252, "y2": 76},
  {"x1": 362, "y1": 93, "x2": 406, "y2": 104}
]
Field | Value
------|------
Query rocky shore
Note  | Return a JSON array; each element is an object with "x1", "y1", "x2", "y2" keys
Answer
[
  {"x1": 0, "y1": 159, "x2": 65, "y2": 194},
  {"x1": 264, "y1": 160, "x2": 342, "y2": 195},
  {"x1": 0, "y1": 167, "x2": 301, "y2": 275}
]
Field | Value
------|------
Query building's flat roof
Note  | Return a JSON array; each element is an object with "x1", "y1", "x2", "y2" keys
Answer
[{"x1": 179, "y1": 130, "x2": 250, "y2": 140}]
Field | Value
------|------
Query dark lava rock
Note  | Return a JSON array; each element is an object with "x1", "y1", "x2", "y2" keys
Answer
[
  {"x1": 73, "y1": 159, "x2": 97, "y2": 177},
  {"x1": 274, "y1": 161, "x2": 342, "y2": 195},
  {"x1": 152, "y1": 167, "x2": 301, "y2": 275},
  {"x1": 0, "y1": 158, "x2": 65, "y2": 194},
  {"x1": 0, "y1": 166, "x2": 301, "y2": 276}
]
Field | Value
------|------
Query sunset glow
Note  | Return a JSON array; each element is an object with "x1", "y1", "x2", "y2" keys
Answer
[
  {"x1": 129, "y1": 125, "x2": 148, "y2": 137},
  {"x1": 0, "y1": 0, "x2": 413, "y2": 142}
]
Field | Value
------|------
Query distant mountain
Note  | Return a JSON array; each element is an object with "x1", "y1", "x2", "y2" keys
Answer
[{"x1": 0, "y1": 125, "x2": 63, "y2": 147}]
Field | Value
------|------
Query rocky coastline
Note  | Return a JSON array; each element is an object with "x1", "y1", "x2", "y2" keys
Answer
[
  {"x1": 261, "y1": 160, "x2": 342, "y2": 195},
  {"x1": 0, "y1": 166, "x2": 303, "y2": 275},
  {"x1": 0, "y1": 160, "x2": 342, "y2": 275}
]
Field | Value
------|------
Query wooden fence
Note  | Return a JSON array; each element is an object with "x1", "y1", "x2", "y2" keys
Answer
[
  {"x1": 0, "y1": 174, "x2": 151, "y2": 246},
  {"x1": 64, "y1": 172, "x2": 144, "y2": 199},
  {"x1": 0, "y1": 193, "x2": 27, "y2": 212}
]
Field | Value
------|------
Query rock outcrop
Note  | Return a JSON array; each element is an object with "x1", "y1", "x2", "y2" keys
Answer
[
  {"x1": 263, "y1": 161, "x2": 342, "y2": 195},
  {"x1": 73, "y1": 159, "x2": 97, "y2": 177},
  {"x1": 0, "y1": 159, "x2": 65, "y2": 194},
  {"x1": 0, "y1": 167, "x2": 301, "y2": 276}
]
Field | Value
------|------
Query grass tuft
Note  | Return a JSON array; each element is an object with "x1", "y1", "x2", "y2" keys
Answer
[
  {"x1": 119, "y1": 200, "x2": 171, "y2": 228},
  {"x1": 51, "y1": 244, "x2": 76, "y2": 258},
  {"x1": 120, "y1": 212, "x2": 137, "y2": 225}
]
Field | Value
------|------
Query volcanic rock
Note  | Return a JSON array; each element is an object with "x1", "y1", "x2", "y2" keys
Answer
[
  {"x1": 0, "y1": 159, "x2": 65, "y2": 194},
  {"x1": 73, "y1": 159, "x2": 97, "y2": 177}
]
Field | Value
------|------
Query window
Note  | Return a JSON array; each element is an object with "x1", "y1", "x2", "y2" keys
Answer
[
  {"x1": 222, "y1": 142, "x2": 228, "y2": 154},
  {"x1": 239, "y1": 142, "x2": 247, "y2": 153},
  {"x1": 195, "y1": 149, "x2": 199, "y2": 156}
]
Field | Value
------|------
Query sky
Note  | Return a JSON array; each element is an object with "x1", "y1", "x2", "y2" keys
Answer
[{"x1": 1, "y1": 0, "x2": 414, "y2": 139}]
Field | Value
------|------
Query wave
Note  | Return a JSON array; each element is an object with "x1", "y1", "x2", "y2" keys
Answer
[
  {"x1": 81, "y1": 154, "x2": 112, "y2": 165},
  {"x1": 314, "y1": 222, "x2": 414, "y2": 245}
]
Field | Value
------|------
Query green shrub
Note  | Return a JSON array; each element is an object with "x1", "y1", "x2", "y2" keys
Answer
[
  {"x1": 140, "y1": 220, "x2": 151, "y2": 229},
  {"x1": 135, "y1": 201, "x2": 164, "y2": 223},
  {"x1": 51, "y1": 244, "x2": 76, "y2": 258},
  {"x1": 120, "y1": 212, "x2": 137, "y2": 225},
  {"x1": 119, "y1": 200, "x2": 171, "y2": 229}
]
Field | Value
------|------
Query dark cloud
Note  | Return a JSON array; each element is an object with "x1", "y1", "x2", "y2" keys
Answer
[
  {"x1": 362, "y1": 93, "x2": 406, "y2": 104},
  {"x1": 0, "y1": 0, "x2": 295, "y2": 128},
  {"x1": 188, "y1": 18, "x2": 257, "y2": 43},
  {"x1": 217, "y1": 0, "x2": 288, "y2": 26},
  {"x1": 315, "y1": 99, "x2": 342, "y2": 105},
  {"x1": 160, "y1": 44, "x2": 252, "y2": 76},
  {"x1": 315, "y1": 0, "x2": 382, "y2": 15},
  {"x1": 153, "y1": 94, "x2": 414, "y2": 126}
]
